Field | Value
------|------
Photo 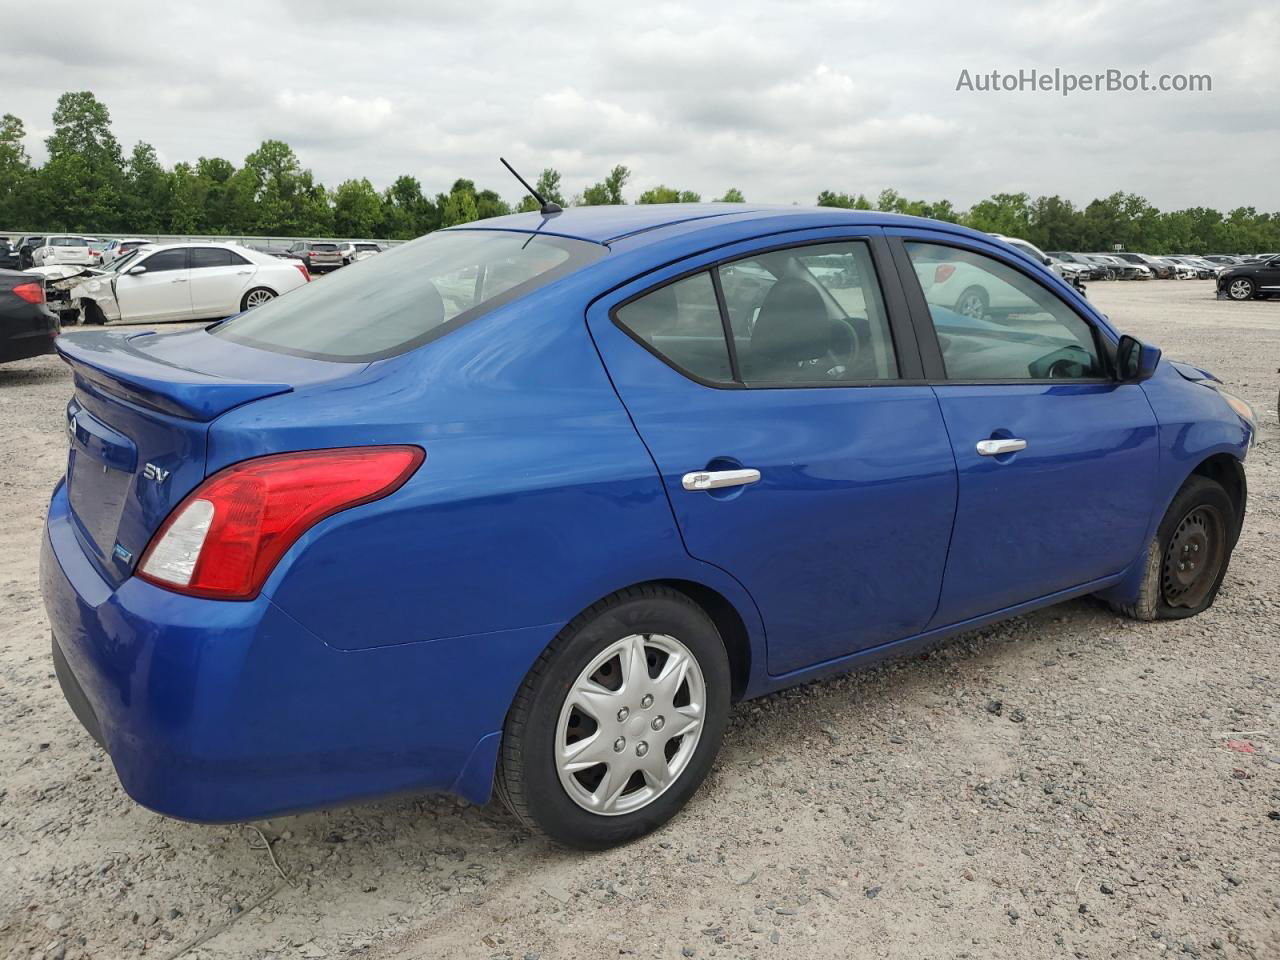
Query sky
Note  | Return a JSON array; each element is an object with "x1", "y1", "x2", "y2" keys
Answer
[{"x1": 2, "y1": 0, "x2": 1277, "y2": 212}]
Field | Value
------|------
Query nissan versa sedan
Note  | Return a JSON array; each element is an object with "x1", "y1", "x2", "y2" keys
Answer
[{"x1": 41, "y1": 206, "x2": 1256, "y2": 849}]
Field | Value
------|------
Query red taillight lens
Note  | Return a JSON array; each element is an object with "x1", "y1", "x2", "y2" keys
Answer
[
  {"x1": 934, "y1": 264, "x2": 956, "y2": 284},
  {"x1": 12, "y1": 282, "x2": 45, "y2": 304},
  {"x1": 137, "y1": 446, "x2": 424, "y2": 600},
  {"x1": 294, "y1": 262, "x2": 311, "y2": 282}
]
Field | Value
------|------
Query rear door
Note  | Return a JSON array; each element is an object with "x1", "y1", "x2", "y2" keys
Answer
[
  {"x1": 114, "y1": 247, "x2": 193, "y2": 322},
  {"x1": 188, "y1": 246, "x2": 255, "y2": 318},
  {"x1": 588, "y1": 229, "x2": 958, "y2": 676},
  {"x1": 891, "y1": 233, "x2": 1159, "y2": 626}
]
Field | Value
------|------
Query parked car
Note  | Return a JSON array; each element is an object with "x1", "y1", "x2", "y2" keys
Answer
[
  {"x1": 101, "y1": 238, "x2": 152, "y2": 263},
  {"x1": 1202, "y1": 255, "x2": 1243, "y2": 266},
  {"x1": 41, "y1": 206, "x2": 1256, "y2": 850},
  {"x1": 337, "y1": 241, "x2": 384, "y2": 265},
  {"x1": 1082, "y1": 255, "x2": 1144, "y2": 280},
  {"x1": 1115, "y1": 252, "x2": 1175, "y2": 278},
  {"x1": 16, "y1": 236, "x2": 45, "y2": 269},
  {"x1": 1046, "y1": 252, "x2": 1104, "y2": 280},
  {"x1": 1, "y1": 268, "x2": 60, "y2": 364},
  {"x1": 32, "y1": 236, "x2": 96, "y2": 268},
  {"x1": 1158, "y1": 257, "x2": 1197, "y2": 280},
  {"x1": 46, "y1": 242, "x2": 311, "y2": 324},
  {"x1": 1168, "y1": 256, "x2": 1219, "y2": 280},
  {"x1": 283, "y1": 240, "x2": 343, "y2": 273},
  {"x1": 0, "y1": 237, "x2": 19, "y2": 270},
  {"x1": 1216, "y1": 254, "x2": 1280, "y2": 300}
]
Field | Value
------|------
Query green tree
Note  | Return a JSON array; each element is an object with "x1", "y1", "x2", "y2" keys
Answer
[
  {"x1": 123, "y1": 142, "x2": 171, "y2": 232},
  {"x1": 332, "y1": 178, "x2": 383, "y2": 237},
  {"x1": 238, "y1": 139, "x2": 332, "y2": 234},
  {"x1": 963, "y1": 192, "x2": 1033, "y2": 238},
  {"x1": 0, "y1": 113, "x2": 33, "y2": 226},
  {"x1": 816, "y1": 190, "x2": 872, "y2": 209},
  {"x1": 579, "y1": 165, "x2": 630, "y2": 205},
  {"x1": 715, "y1": 188, "x2": 745, "y2": 203},
  {"x1": 39, "y1": 91, "x2": 126, "y2": 230},
  {"x1": 380, "y1": 174, "x2": 437, "y2": 238},
  {"x1": 637, "y1": 185, "x2": 701, "y2": 204}
]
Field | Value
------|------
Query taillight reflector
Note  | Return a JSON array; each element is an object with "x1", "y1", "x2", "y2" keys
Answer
[
  {"x1": 137, "y1": 446, "x2": 424, "y2": 600},
  {"x1": 934, "y1": 264, "x2": 956, "y2": 284},
  {"x1": 294, "y1": 262, "x2": 311, "y2": 282}
]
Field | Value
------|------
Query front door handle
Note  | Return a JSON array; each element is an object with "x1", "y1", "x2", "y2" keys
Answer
[
  {"x1": 682, "y1": 468, "x2": 761, "y2": 491},
  {"x1": 170, "y1": 277, "x2": 188, "y2": 283},
  {"x1": 976, "y1": 438, "x2": 1027, "y2": 456}
]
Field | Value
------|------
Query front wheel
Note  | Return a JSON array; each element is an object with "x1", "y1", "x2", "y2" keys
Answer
[
  {"x1": 1108, "y1": 475, "x2": 1235, "y2": 620},
  {"x1": 496, "y1": 586, "x2": 730, "y2": 849},
  {"x1": 1226, "y1": 278, "x2": 1255, "y2": 301}
]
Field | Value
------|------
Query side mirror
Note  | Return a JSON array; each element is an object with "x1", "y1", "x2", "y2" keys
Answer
[
  {"x1": 1117, "y1": 334, "x2": 1161, "y2": 382},
  {"x1": 127, "y1": 265, "x2": 147, "y2": 276}
]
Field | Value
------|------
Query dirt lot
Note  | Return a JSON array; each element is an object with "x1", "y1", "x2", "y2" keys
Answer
[{"x1": 1, "y1": 280, "x2": 1277, "y2": 960}]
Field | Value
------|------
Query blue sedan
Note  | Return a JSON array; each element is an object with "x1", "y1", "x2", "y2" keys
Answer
[{"x1": 41, "y1": 206, "x2": 1256, "y2": 849}]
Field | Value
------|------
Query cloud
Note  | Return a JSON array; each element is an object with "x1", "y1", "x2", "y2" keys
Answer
[{"x1": 0, "y1": 0, "x2": 1275, "y2": 211}]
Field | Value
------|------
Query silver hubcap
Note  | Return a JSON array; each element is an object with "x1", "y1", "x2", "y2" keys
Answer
[
  {"x1": 957, "y1": 293, "x2": 985, "y2": 319},
  {"x1": 555, "y1": 633, "x2": 706, "y2": 816},
  {"x1": 246, "y1": 289, "x2": 274, "y2": 308},
  {"x1": 1229, "y1": 280, "x2": 1251, "y2": 299}
]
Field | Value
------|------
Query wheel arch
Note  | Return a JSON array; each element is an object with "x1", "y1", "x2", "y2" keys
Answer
[
  {"x1": 655, "y1": 578, "x2": 753, "y2": 701},
  {"x1": 1190, "y1": 452, "x2": 1246, "y2": 543}
]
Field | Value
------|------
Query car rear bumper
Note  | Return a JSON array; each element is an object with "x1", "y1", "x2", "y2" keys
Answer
[{"x1": 41, "y1": 480, "x2": 551, "y2": 821}]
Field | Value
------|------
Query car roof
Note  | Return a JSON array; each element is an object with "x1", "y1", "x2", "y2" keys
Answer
[{"x1": 454, "y1": 203, "x2": 997, "y2": 248}]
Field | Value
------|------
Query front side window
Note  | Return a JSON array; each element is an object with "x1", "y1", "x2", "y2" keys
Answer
[
  {"x1": 904, "y1": 242, "x2": 1104, "y2": 381},
  {"x1": 214, "y1": 230, "x2": 605, "y2": 361},
  {"x1": 137, "y1": 248, "x2": 189, "y2": 273}
]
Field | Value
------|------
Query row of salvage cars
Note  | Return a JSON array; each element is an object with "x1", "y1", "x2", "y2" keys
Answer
[{"x1": 26, "y1": 241, "x2": 315, "y2": 327}]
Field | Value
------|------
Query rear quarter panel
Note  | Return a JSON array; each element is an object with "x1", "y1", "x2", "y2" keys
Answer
[{"x1": 209, "y1": 277, "x2": 765, "y2": 662}]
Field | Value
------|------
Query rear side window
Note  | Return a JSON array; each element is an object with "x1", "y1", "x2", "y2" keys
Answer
[
  {"x1": 616, "y1": 272, "x2": 732, "y2": 383},
  {"x1": 213, "y1": 230, "x2": 605, "y2": 362},
  {"x1": 190, "y1": 247, "x2": 249, "y2": 268}
]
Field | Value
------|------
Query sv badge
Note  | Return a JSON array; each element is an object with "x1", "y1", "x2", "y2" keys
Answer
[{"x1": 143, "y1": 463, "x2": 171, "y2": 484}]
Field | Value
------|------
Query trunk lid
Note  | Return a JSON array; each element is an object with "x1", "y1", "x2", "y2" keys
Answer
[{"x1": 56, "y1": 328, "x2": 361, "y2": 586}]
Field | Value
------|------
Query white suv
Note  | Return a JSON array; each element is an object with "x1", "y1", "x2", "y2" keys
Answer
[{"x1": 33, "y1": 236, "x2": 96, "y2": 267}]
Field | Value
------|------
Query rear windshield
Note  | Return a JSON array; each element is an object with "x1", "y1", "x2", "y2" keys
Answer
[
  {"x1": 310, "y1": 243, "x2": 339, "y2": 251},
  {"x1": 212, "y1": 229, "x2": 605, "y2": 362}
]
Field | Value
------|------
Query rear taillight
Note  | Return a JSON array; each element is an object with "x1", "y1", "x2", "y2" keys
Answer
[
  {"x1": 12, "y1": 282, "x2": 45, "y2": 304},
  {"x1": 294, "y1": 262, "x2": 311, "y2": 282},
  {"x1": 137, "y1": 446, "x2": 424, "y2": 600},
  {"x1": 934, "y1": 264, "x2": 956, "y2": 284}
]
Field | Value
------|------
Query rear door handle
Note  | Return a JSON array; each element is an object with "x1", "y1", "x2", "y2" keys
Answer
[
  {"x1": 170, "y1": 278, "x2": 188, "y2": 283},
  {"x1": 976, "y1": 438, "x2": 1027, "y2": 456},
  {"x1": 682, "y1": 468, "x2": 761, "y2": 491}
]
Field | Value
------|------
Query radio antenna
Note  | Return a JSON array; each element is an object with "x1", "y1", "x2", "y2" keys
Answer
[{"x1": 500, "y1": 157, "x2": 562, "y2": 215}]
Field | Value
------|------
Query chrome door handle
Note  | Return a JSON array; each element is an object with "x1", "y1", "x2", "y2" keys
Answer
[
  {"x1": 682, "y1": 468, "x2": 761, "y2": 491},
  {"x1": 976, "y1": 438, "x2": 1027, "y2": 456},
  {"x1": 170, "y1": 278, "x2": 188, "y2": 283}
]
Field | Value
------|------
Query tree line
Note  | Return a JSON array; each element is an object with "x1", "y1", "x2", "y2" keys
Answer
[{"x1": 1, "y1": 92, "x2": 1277, "y2": 254}]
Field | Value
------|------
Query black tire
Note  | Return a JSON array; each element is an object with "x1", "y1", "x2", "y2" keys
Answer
[
  {"x1": 240, "y1": 287, "x2": 277, "y2": 312},
  {"x1": 1108, "y1": 475, "x2": 1235, "y2": 621},
  {"x1": 82, "y1": 301, "x2": 107, "y2": 326},
  {"x1": 1226, "y1": 278, "x2": 1255, "y2": 301},
  {"x1": 495, "y1": 585, "x2": 731, "y2": 850},
  {"x1": 953, "y1": 286, "x2": 989, "y2": 320}
]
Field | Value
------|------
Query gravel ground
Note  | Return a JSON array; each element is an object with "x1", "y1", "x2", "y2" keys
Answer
[{"x1": 1, "y1": 280, "x2": 1277, "y2": 960}]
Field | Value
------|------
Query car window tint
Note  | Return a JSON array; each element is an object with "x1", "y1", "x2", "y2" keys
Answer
[
  {"x1": 615, "y1": 272, "x2": 732, "y2": 383},
  {"x1": 722, "y1": 241, "x2": 898, "y2": 383},
  {"x1": 904, "y1": 242, "x2": 1103, "y2": 381},
  {"x1": 189, "y1": 247, "x2": 236, "y2": 269},
  {"x1": 138, "y1": 248, "x2": 188, "y2": 273}
]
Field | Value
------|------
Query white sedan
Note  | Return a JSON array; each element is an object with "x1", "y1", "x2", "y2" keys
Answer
[{"x1": 55, "y1": 242, "x2": 311, "y2": 324}]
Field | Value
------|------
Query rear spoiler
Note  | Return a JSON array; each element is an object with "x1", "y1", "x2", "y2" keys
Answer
[{"x1": 56, "y1": 331, "x2": 292, "y2": 422}]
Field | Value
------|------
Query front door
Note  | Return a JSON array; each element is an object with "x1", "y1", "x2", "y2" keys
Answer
[
  {"x1": 894, "y1": 235, "x2": 1160, "y2": 626},
  {"x1": 588, "y1": 230, "x2": 958, "y2": 676},
  {"x1": 115, "y1": 247, "x2": 193, "y2": 322}
]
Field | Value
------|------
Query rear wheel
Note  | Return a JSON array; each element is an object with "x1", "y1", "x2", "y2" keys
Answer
[
  {"x1": 954, "y1": 286, "x2": 989, "y2": 320},
  {"x1": 496, "y1": 585, "x2": 730, "y2": 849},
  {"x1": 1227, "y1": 278, "x2": 1255, "y2": 301},
  {"x1": 1109, "y1": 475, "x2": 1235, "y2": 620},
  {"x1": 241, "y1": 287, "x2": 276, "y2": 311}
]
